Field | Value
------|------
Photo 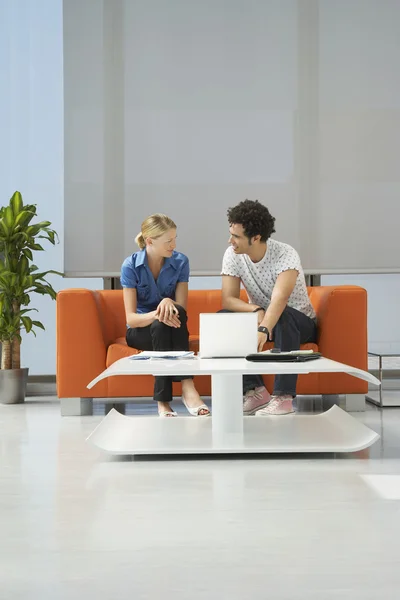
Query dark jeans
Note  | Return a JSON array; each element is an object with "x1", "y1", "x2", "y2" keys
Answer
[
  {"x1": 126, "y1": 304, "x2": 192, "y2": 404},
  {"x1": 220, "y1": 307, "x2": 317, "y2": 397}
]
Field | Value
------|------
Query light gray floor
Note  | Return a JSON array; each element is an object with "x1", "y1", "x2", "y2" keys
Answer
[{"x1": 2, "y1": 396, "x2": 400, "y2": 599}]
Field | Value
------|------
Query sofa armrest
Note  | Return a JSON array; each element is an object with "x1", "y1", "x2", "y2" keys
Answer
[
  {"x1": 56, "y1": 289, "x2": 108, "y2": 398},
  {"x1": 309, "y1": 285, "x2": 368, "y2": 371}
]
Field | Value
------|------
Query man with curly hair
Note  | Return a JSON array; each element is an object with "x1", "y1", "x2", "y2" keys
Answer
[{"x1": 221, "y1": 199, "x2": 317, "y2": 415}]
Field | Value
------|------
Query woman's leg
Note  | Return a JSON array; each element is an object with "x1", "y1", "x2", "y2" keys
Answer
[
  {"x1": 170, "y1": 305, "x2": 210, "y2": 415},
  {"x1": 126, "y1": 325, "x2": 174, "y2": 415}
]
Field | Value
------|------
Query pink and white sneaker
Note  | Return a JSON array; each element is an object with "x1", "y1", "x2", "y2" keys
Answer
[
  {"x1": 243, "y1": 386, "x2": 272, "y2": 415},
  {"x1": 255, "y1": 395, "x2": 295, "y2": 416}
]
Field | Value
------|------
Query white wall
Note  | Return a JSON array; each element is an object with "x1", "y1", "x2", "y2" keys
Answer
[
  {"x1": 0, "y1": 0, "x2": 102, "y2": 375},
  {"x1": 0, "y1": 0, "x2": 399, "y2": 375}
]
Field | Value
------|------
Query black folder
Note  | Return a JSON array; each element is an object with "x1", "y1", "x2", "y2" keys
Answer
[{"x1": 246, "y1": 351, "x2": 322, "y2": 363}]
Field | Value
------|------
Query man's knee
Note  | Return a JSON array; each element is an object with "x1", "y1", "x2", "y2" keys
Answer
[
  {"x1": 276, "y1": 307, "x2": 291, "y2": 325},
  {"x1": 274, "y1": 307, "x2": 300, "y2": 341}
]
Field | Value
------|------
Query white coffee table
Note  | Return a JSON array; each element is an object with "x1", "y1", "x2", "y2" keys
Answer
[{"x1": 86, "y1": 356, "x2": 380, "y2": 455}]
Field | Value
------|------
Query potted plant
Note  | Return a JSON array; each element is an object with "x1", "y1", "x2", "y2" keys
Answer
[{"x1": 0, "y1": 191, "x2": 61, "y2": 404}]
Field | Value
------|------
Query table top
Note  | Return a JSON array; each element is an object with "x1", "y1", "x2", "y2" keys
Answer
[{"x1": 87, "y1": 356, "x2": 380, "y2": 389}]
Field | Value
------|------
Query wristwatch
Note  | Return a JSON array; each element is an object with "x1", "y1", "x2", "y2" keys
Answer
[{"x1": 258, "y1": 325, "x2": 270, "y2": 340}]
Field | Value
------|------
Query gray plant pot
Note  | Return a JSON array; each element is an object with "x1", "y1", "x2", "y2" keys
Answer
[{"x1": 0, "y1": 368, "x2": 29, "y2": 404}]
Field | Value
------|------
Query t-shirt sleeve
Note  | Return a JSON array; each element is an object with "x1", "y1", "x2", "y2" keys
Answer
[
  {"x1": 120, "y1": 258, "x2": 138, "y2": 288},
  {"x1": 177, "y1": 256, "x2": 190, "y2": 283},
  {"x1": 275, "y1": 246, "x2": 301, "y2": 276},
  {"x1": 221, "y1": 248, "x2": 241, "y2": 278}
]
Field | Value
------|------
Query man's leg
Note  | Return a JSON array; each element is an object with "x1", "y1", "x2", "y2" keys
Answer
[
  {"x1": 217, "y1": 309, "x2": 270, "y2": 414},
  {"x1": 257, "y1": 306, "x2": 317, "y2": 415}
]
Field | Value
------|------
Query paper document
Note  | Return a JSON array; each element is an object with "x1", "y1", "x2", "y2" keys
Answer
[
  {"x1": 129, "y1": 351, "x2": 195, "y2": 361},
  {"x1": 260, "y1": 349, "x2": 314, "y2": 356}
]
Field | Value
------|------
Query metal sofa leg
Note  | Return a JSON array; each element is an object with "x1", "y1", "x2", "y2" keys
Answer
[
  {"x1": 105, "y1": 402, "x2": 126, "y2": 415},
  {"x1": 60, "y1": 397, "x2": 93, "y2": 416},
  {"x1": 321, "y1": 394, "x2": 340, "y2": 411},
  {"x1": 322, "y1": 394, "x2": 366, "y2": 412},
  {"x1": 343, "y1": 394, "x2": 366, "y2": 412}
]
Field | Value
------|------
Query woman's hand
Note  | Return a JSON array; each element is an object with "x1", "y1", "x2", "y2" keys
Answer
[{"x1": 156, "y1": 298, "x2": 181, "y2": 328}]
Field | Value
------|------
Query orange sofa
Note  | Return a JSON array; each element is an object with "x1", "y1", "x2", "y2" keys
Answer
[{"x1": 56, "y1": 286, "x2": 368, "y2": 415}]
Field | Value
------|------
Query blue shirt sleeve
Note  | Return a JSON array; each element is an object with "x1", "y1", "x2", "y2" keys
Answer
[
  {"x1": 178, "y1": 256, "x2": 190, "y2": 283},
  {"x1": 120, "y1": 257, "x2": 138, "y2": 288}
]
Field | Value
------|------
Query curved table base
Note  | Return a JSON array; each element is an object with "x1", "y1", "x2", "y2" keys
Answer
[{"x1": 87, "y1": 405, "x2": 379, "y2": 455}]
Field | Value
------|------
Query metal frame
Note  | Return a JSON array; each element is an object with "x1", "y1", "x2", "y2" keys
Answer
[{"x1": 366, "y1": 352, "x2": 400, "y2": 408}]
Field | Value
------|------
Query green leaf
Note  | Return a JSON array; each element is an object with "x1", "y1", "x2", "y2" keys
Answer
[
  {"x1": 34, "y1": 220, "x2": 52, "y2": 229},
  {"x1": 9, "y1": 258, "x2": 18, "y2": 272},
  {"x1": 20, "y1": 308, "x2": 38, "y2": 315},
  {"x1": 31, "y1": 284, "x2": 57, "y2": 300},
  {"x1": 23, "y1": 248, "x2": 33, "y2": 261},
  {"x1": 10, "y1": 191, "x2": 23, "y2": 216},
  {"x1": 12, "y1": 231, "x2": 29, "y2": 243},
  {"x1": 0, "y1": 273, "x2": 12, "y2": 287},
  {"x1": 32, "y1": 269, "x2": 63, "y2": 280},
  {"x1": 21, "y1": 316, "x2": 32, "y2": 333},
  {"x1": 37, "y1": 233, "x2": 56, "y2": 245},
  {"x1": 0, "y1": 219, "x2": 10, "y2": 238},
  {"x1": 4, "y1": 205, "x2": 15, "y2": 229},
  {"x1": 18, "y1": 256, "x2": 29, "y2": 275},
  {"x1": 23, "y1": 204, "x2": 37, "y2": 214},
  {"x1": 32, "y1": 320, "x2": 45, "y2": 330},
  {"x1": 29, "y1": 243, "x2": 44, "y2": 251},
  {"x1": 26, "y1": 224, "x2": 42, "y2": 237},
  {"x1": 14, "y1": 210, "x2": 35, "y2": 228}
]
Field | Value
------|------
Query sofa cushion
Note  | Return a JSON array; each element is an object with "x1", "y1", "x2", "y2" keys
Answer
[{"x1": 106, "y1": 336, "x2": 319, "y2": 368}]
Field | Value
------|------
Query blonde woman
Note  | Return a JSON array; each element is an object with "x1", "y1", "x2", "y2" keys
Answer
[{"x1": 121, "y1": 214, "x2": 210, "y2": 418}]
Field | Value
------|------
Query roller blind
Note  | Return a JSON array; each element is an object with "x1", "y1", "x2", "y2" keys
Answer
[{"x1": 64, "y1": 0, "x2": 400, "y2": 276}]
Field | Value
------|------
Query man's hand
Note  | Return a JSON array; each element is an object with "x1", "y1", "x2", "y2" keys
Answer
[
  {"x1": 257, "y1": 331, "x2": 268, "y2": 352},
  {"x1": 156, "y1": 298, "x2": 181, "y2": 328}
]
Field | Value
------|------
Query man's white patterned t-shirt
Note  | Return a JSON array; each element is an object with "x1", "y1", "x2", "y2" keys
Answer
[{"x1": 221, "y1": 239, "x2": 316, "y2": 319}]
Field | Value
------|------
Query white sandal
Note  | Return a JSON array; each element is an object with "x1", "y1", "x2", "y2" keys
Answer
[
  {"x1": 158, "y1": 410, "x2": 178, "y2": 418},
  {"x1": 182, "y1": 398, "x2": 211, "y2": 417}
]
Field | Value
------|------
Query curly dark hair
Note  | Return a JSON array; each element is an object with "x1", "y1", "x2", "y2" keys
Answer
[{"x1": 227, "y1": 199, "x2": 276, "y2": 242}]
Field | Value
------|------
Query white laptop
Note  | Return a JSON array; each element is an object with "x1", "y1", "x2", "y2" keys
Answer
[{"x1": 199, "y1": 313, "x2": 258, "y2": 358}]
